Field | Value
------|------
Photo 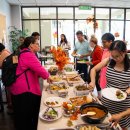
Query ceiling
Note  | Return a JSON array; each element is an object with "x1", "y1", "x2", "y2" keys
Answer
[{"x1": 6, "y1": 0, "x2": 130, "y2": 8}]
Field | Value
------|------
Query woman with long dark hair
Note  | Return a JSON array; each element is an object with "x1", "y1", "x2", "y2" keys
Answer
[
  {"x1": 89, "y1": 40, "x2": 130, "y2": 130},
  {"x1": 59, "y1": 34, "x2": 70, "y2": 56}
]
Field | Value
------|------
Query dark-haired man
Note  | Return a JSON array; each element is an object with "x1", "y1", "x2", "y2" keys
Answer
[
  {"x1": 31, "y1": 32, "x2": 40, "y2": 40},
  {"x1": 31, "y1": 32, "x2": 41, "y2": 58},
  {"x1": 72, "y1": 31, "x2": 92, "y2": 82}
]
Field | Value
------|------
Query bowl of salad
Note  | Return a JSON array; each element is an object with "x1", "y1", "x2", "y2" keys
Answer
[{"x1": 39, "y1": 107, "x2": 62, "y2": 121}]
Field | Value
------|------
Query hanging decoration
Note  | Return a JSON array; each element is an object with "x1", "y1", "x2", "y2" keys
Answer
[
  {"x1": 86, "y1": 15, "x2": 98, "y2": 29},
  {"x1": 114, "y1": 32, "x2": 120, "y2": 37}
]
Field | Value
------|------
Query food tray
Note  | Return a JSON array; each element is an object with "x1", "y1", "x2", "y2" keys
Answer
[
  {"x1": 66, "y1": 76, "x2": 83, "y2": 83},
  {"x1": 75, "y1": 123, "x2": 111, "y2": 130},
  {"x1": 49, "y1": 128, "x2": 75, "y2": 130},
  {"x1": 69, "y1": 95, "x2": 93, "y2": 107},
  {"x1": 74, "y1": 84, "x2": 91, "y2": 96}
]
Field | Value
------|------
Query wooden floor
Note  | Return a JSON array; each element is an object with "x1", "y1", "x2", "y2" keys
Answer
[{"x1": 0, "y1": 104, "x2": 15, "y2": 130}]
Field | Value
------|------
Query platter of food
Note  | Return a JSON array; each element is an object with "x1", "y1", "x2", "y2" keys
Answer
[
  {"x1": 44, "y1": 97, "x2": 64, "y2": 107},
  {"x1": 64, "y1": 66, "x2": 73, "y2": 72},
  {"x1": 66, "y1": 75, "x2": 83, "y2": 83},
  {"x1": 39, "y1": 107, "x2": 62, "y2": 121},
  {"x1": 62, "y1": 102, "x2": 77, "y2": 117},
  {"x1": 50, "y1": 75, "x2": 63, "y2": 83},
  {"x1": 77, "y1": 60, "x2": 86, "y2": 64},
  {"x1": 74, "y1": 84, "x2": 91, "y2": 96},
  {"x1": 101, "y1": 87, "x2": 127, "y2": 101},
  {"x1": 49, "y1": 128, "x2": 75, "y2": 130},
  {"x1": 76, "y1": 125, "x2": 101, "y2": 130},
  {"x1": 49, "y1": 83, "x2": 68, "y2": 96},
  {"x1": 69, "y1": 95, "x2": 93, "y2": 107},
  {"x1": 50, "y1": 83, "x2": 68, "y2": 91}
]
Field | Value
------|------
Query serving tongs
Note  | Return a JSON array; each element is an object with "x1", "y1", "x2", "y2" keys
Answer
[
  {"x1": 108, "y1": 120, "x2": 122, "y2": 130},
  {"x1": 70, "y1": 73, "x2": 84, "y2": 80},
  {"x1": 43, "y1": 107, "x2": 58, "y2": 116}
]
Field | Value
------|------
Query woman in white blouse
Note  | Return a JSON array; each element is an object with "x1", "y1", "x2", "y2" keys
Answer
[{"x1": 59, "y1": 34, "x2": 71, "y2": 56}]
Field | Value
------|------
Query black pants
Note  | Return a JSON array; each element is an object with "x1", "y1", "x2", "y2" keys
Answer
[
  {"x1": 76, "y1": 61, "x2": 88, "y2": 82},
  {"x1": 12, "y1": 92, "x2": 41, "y2": 130}
]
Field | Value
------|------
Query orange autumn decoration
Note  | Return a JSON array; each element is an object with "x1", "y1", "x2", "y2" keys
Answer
[
  {"x1": 50, "y1": 46, "x2": 69, "y2": 71},
  {"x1": 114, "y1": 32, "x2": 120, "y2": 37},
  {"x1": 86, "y1": 15, "x2": 98, "y2": 29}
]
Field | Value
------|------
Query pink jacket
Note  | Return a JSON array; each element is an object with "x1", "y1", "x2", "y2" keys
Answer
[
  {"x1": 99, "y1": 49, "x2": 111, "y2": 89},
  {"x1": 10, "y1": 48, "x2": 49, "y2": 96}
]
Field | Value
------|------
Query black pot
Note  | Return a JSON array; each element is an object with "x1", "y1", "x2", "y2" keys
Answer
[
  {"x1": 80, "y1": 103, "x2": 108, "y2": 124},
  {"x1": 48, "y1": 70, "x2": 58, "y2": 75}
]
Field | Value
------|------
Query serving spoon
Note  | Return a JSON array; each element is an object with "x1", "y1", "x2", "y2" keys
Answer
[{"x1": 81, "y1": 111, "x2": 96, "y2": 117}]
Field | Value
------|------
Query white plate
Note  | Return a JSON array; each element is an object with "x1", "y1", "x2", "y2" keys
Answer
[
  {"x1": 39, "y1": 107, "x2": 62, "y2": 121},
  {"x1": 102, "y1": 87, "x2": 127, "y2": 101},
  {"x1": 64, "y1": 71, "x2": 78, "y2": 75},
  {"x1": 44, "y1": 97, "x2": 64, "y2": 107},
  {"x1": 77, "y1": 61, "x2": 86, "y2": 64}
]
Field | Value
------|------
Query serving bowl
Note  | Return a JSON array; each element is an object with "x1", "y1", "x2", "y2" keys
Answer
[
  {"x1": 74, "y1": 84, "x2": 91, "y2": 96},
  {"x1": 80, "y1": 103, "x2": 108, "y2": 124},
  {"x1": 49, "y1": 83, "x2": 68, "y2": 95},
  {"x1": 48, "y1": 66, "x2": 58, "y2": 75}
]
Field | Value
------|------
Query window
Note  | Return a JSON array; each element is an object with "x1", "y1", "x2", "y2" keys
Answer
[
  {"x1": 40, "y1": 20, "x2": 57, "y2": 49},
  {"x1": 58, "y1": 7, "x2": 73, "y2": 19},
  {"x1": 58, "y1": 20, "x2": 74, "y2": 59},
  {"x1": 22, "y1": 8, "x2": 39, "y2": 19},
  {"x1": 21, "y1": 6, "x2": 129, "y2": 57},
  {"x1": 111, "y1": 9, "x2": 124, "y2": 20},
  {"x1": 126, "y1": 9, "x2": 130, "y2": 20},
  {"x1": 96, "y1": 8, "x2": 109, "y2": 19},
  {"x1": 75, "y1": 7, "x2": 94, "y2": 19},
  {"x1": 75, "y1": 20, "x2": 94, "y2": 40},
  {"x1": 111, "y1": 21, "x2": 124, "y2": 40},
  {"x1": 125, "y1": 21, "x2": 130, "y2": 49},
  {"x1": 23, "y1": 20, "x2": 39, "y2": 35},
  {"x1": 95, "y1": 20, "x2": 109, "y2": 45},
  {"x1": 40, "y1": 8, "x2": 56, "y2": 19}
]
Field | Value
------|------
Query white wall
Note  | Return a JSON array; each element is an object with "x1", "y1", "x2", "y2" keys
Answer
[
  {"x1": 0, "y1": 0, "x2": 12, "y2": 50},
  {"x1": 11, "y1": 5, "x2": 21, "y2": 29}
]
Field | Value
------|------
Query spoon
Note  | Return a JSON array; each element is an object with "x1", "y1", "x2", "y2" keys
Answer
[
  {"x1": 81, "y1": 111, "x2": 96, "y2": 117},
  {"x1": 70, "y1": 73, "x2": 84, "y2": 80}
]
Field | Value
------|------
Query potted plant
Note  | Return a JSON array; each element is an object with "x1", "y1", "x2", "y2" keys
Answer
[{"x1": 8, "y1": 26, "x2": 28, "y2": 52}]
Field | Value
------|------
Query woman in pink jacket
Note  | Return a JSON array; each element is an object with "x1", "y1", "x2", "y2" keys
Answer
[{"x1": 10, "y1": 36, "x2": 50, "y2": 130}]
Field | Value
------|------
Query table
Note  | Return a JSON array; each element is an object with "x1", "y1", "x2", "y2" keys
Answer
[{"x1": 37, "y1": 77, "x2": 111, "y2": 130}]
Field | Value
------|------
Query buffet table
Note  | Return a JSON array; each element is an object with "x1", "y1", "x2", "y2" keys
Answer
[{"x1": 37, "y1": 75, "x2": 112, "y2": 130}]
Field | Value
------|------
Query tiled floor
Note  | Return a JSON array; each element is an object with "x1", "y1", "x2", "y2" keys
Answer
[{"x1": 0, "y1": 105, "x2": 15, "y2": 130}]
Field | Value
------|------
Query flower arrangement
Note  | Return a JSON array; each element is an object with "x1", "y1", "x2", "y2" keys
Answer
[{"x1": 50, "y1": 46, "x2": 69, "y2": 71}]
